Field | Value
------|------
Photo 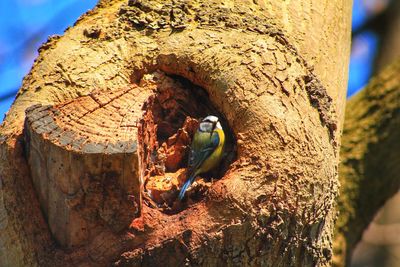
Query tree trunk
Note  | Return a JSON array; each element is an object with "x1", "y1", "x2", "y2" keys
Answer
[
  {"x1": 335, "y1": 59, "x2": 400, "y2": 266},
  {"x1": 0, "y1": 0, "x2": 352, "y2": 266}
]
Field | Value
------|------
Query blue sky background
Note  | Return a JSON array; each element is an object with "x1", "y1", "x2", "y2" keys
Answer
[
  {"x1": 348, "y1": 0, "x2": 390, "y2": 96},
  {"x1": 0, "y1": 0, "x2": 391, "y2": 121},
  {"x1": 0, "y1": 0, "x2": 97, "y2": 121}
]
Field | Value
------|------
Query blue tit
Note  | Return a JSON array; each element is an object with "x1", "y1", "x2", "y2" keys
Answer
[{"x1": 178, "y1": 115, "x2": 225, "y2": 200}]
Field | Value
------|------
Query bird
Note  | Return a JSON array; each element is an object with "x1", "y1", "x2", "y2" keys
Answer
[{"x1": 178, "y1": 115, "x2": 225, "y2": 200}]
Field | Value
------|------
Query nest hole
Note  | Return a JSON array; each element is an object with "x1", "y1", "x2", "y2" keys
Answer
[{"x1": 137, "y1": 71, "x2": 236, "y2": 214}]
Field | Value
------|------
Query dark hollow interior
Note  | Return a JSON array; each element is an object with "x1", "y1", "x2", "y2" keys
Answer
[{"x1": 138, "y1": 71, "x2": 236, "y2": 214}]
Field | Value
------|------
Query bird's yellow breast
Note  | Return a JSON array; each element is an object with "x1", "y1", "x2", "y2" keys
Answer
[{"x1": 196, "y1": 128, "x2": 225, "y2": 175}]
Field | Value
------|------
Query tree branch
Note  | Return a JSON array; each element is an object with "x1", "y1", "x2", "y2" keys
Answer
[{"x1": 335, "y1": 58, "x2": 400, "y2": 266}]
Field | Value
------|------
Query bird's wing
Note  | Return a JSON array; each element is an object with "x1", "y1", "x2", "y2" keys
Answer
[
  {"x1": 187, "y1": 131, "x2": 220, "y2": 175},
  {"x1": 179, "y1": 132, "x2": 220, "y2": 200}
]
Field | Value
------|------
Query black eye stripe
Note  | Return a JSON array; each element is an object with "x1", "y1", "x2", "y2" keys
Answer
[{"x1": 203, "y1": 119, "x2": 219, "y2": 123}]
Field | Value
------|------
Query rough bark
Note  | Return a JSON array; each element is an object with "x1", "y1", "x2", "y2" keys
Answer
[
  {"x1": 0, "y1": 0, "x2": 351, "y2": 266},
  {"x1": 23, "y1": 86, "x2": 148, "y2": 248},
  {"x1": 335, "y1": 59, "x2": 400, "y2": 266}
]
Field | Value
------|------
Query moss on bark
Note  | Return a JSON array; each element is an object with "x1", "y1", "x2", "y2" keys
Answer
[{"x1": 335, "y1": 59, "x2": 400, "y2": 266}]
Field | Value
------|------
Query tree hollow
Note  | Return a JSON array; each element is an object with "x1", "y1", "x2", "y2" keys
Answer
[{"x1": 24, "y1": 70, "x2": 235, "y2": 248}]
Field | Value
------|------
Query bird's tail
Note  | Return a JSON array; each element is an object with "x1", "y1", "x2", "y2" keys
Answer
[{"x1": 178, "y1": 172, "x2": 196, "y2": 201}]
